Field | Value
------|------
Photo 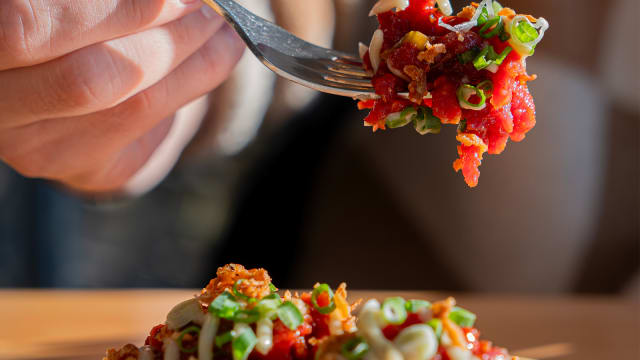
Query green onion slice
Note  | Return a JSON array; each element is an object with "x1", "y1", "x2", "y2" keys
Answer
[
  {"x1": 311, "y1": 284, "x2": 336, "y2": 314},
  {"x1": 233, "y1": 279, "x2": 256, "y2": 303},
  {"x1": 472, "y1": 45, "x2": 511, "y2": 71},
  {"x1": 381, "y1": 297, "x2": 408, "y2": 325},
  {"x1": 514, "y1": 20, "x2": 538, "y2": 43},
  {"x1": 216, "y1": 331, "x2": 233, "y2": 348},
  {"x1": 427, "y1": 318, "x2": 443, "y2": 338},
  {"x1": 232, "y1": 325, "x2": 258, "y2": 360},
  {"x1": 255, "y1": 296, "x2": 282, "y2": 316},
  {"x1": 477, "y1": 80, "x2": 493, "y2": 95},
  {"x1": 476, "y1": 6, "x2": 490, "y2": 26},
  {"x1": 457, "y1": 84, "x2": 487, "y2": 110},
  {"x1": 177, "y1": 326, "x2": 200, "y2": 354},
  {"x1": 492, "y1": 1, "x2": 503, "y2": 13},
  {"x1": 414, "y1": 107, "x2": 442, "y2": 135},
  {"x1": 458, "y1": 49, "x2": 478, "y2": 64},
  {"x1": 209, "y1": 291, "x2": 240, "y2": 319},
  {"x1": 449, "y1": 306, "x2": 477, "y2": 327},
  {"x1": 233, "y1": 309, "x2": 260, "y2": 323},
  {"x1": 269, "y1": 283, "x2": 278, "y2": 292},
  {"x1": 385, "y1": 106, "x2": 420, "y2": 129},
  {"x1": 479, "y1": 16, "x2": 503, "y2": 39},
  {"x1": 507, "y1": 15, "x2": 549, "y2": 56},
  {"x1": 405, "y1": 299, "x2": 431, "y2": 313},
  {"x1": 341, "y1": 336, "x2": 370, "y2": 360},
  {"x1": 277, "y1": 301, "x2": 304, "y2": 330}
]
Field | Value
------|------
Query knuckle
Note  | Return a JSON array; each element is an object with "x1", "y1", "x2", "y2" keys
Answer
[
  {"x1": 0, "y1": 0, "x2": 38, "y2": 64},
  {"x1": 119, "y1": 0, "x2": 166, "y2": 30},
  {"x1": 49, "y1": 50, "x2": 121, "y2": 112}
]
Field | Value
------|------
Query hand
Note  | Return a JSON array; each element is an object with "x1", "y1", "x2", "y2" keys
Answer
[{"x1": 0, "y1": 0, "x2": 245, "y2": 193}]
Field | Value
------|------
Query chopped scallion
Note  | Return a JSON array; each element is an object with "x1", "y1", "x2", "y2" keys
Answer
[
  {"x1": 277, "y1": 301, "x2": 304, "y2": 330},
  {"x1": 492, "y1": 1, "x2": 503, "y2": 13},
  {"x1": 255, "y1": 296, "x2": 282, "y2": 315},
  {"x1": 177, "y1": 326, "x2": 200, "y2": 354},
  {"x1": 405, "y1": 299, "x2": 431, "y2": 313},
  {"x1": 233, "y1": 309, "x2": 260, "y2": 323},
  {"x1": 514, "y1": 20, "x2": 539, "y2": 43},
  {"x1": 478, "y1": 16, "x2": 503, "y2": 39},
  {"x1": 457, "y1": 84, "x2": 487, "y2": 110},
  {"x1": 449, "y1": 306, "x2": 477, "y2": 327},
  {"x1": 209, "y1": 291, "x2": 240, "y2": 319},
  {"x1": 311, "y1": 284, "x2": 336, "y2": 314},
  {"x1": 472, "y1": 45, "x2": 511, "y2": 71},
  {"x1": 216, "y1": 331, "x2": 233, "y2": 348},
  {"x1": 427, "y1": 318, "x2": 443, "y2": 338},
  {"x1": 269, "y1": 283, "x2": 278, "y2": 292},
  {"x1": 232, "y1": 325, "x2": 258, "y2": 360},
  {"x1": 341, "y1": 336, "x2": 370, "y2": 360},
  {"x1": 458, "y1": 49, "x2": 478, "y2": 64},
  {"x1": 477, "y1": 80, "x2": 493, "y2": 95},
  {"x1": 414, "y1": 107, "x2": 442, "y2": 135},
  {"x1": 381, "y1": 297, "x2": 407, "y2": 325},
  {"x1": 476, "y1": 7, "x2": 490, "y2": 26}
]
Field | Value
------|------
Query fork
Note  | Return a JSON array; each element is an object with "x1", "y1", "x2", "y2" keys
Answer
[{"x1": 202, "y1": 0, "x2": 380, "y2": 101}]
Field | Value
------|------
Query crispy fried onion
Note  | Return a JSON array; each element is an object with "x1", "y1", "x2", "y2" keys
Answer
[
  {"x1": 404, "y1": 65, "x2": 428, "y2": 104},
  {"x1": 199, "y1": 264, "x2": 272, "y2": 304},
  {"x1": 103, "y1": 344, "x2": 139, "y2": 360},
  {"x1": 417, "y1": 42, "x2": 446, "y2": 64}
]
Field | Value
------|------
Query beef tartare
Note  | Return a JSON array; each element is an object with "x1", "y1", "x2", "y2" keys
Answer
[
  {"x1": 105, "y1": 264, "x2": 524, "y2": 360},
  {"x1": 358, "y1": 0, "x2": 548, "y2": 187}
]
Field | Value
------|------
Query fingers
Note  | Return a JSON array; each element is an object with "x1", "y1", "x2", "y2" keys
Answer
[
  {"x1": 65, "y1": 116, "x2": 176, "y2": 193},
  {"x1": 0, "y1": 0, "x2": 204, "y2": 70},
  {"x1": 0, "y1": 24, "x2": 245, "y2": 188},
  {"x1": 0, "y1": 6, "x2": 225, "y2": 128}
]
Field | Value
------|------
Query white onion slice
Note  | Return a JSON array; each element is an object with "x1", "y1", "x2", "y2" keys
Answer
[
  {"x1": 163, "y1": 339, "x2": 180, "y2": 360},
  {"x1": 386, "y1": 58, "x2": 410, "y2": 81},
  {"x1": 436, "y1": 0, "x2": 453, "y2": 16},
  {"x1": 369, "y1": 29, "x2": 384, "y2": 73},
  {"x1": 139, "y1": 347, "x2": 154, "y2": 360},
  {"x1": 358, "y1": 42, "x2": 369, "y2": 60},
  {"x1": 255, "y1": 317, "x2": 274, "y2": 355},
  {"x1": 356, "y1": 300, "x2": 404, "y2": 360},
  {"x1": 166, "y1": 298, "x2": 206, "y2": 330},
  {"x1": 393, "y1": 324, "x2": 438, "y2": 360},
  {"x1": 485, "y1": 63, "x2": 499, "y2": 73},
  {"x1": 369, "y1": 0, "x2": 410, "y2": 16},
  {"x1": 198, "y1": 314, "x2": 220, "y2": 360}
]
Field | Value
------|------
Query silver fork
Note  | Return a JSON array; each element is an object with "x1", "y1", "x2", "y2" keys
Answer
[{"x1": 202, "y1": 0, "x2": 379, "y2": 101}]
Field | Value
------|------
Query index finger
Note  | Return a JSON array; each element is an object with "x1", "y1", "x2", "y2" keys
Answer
[{"x1": 0, "y1": 0, "x2": 203, "y2": 70}]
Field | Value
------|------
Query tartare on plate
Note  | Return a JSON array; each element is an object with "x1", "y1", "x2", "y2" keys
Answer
[{"x1": 105, "y1": 264, "x2": 522, "y2": 360}]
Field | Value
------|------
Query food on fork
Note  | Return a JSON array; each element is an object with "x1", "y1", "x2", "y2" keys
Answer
[
  {"x1": 104, "y1": 264, "x2": 522, "y2": 360},
  {"x1": 357, "y1": 0, "x2": 548, "y2": 187}
]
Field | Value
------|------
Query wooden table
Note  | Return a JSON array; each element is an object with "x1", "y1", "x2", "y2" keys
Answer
[{"x1": 0, "y1": 290, "x2": 637, "y2": 360}]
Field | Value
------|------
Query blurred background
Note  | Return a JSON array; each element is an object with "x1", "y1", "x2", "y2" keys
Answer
[{"x1": 0, "y1": 0, "x2": 637, "y2": 295}]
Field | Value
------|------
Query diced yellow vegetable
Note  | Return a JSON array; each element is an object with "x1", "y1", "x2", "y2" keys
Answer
[{"x1": 402, "y1": 31, "x2": 429, "y2": 50}]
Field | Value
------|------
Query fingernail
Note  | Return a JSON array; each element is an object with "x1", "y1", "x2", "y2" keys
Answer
[{"x1": 201, "y1": 4, "x2": 217, "y2": 19}]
